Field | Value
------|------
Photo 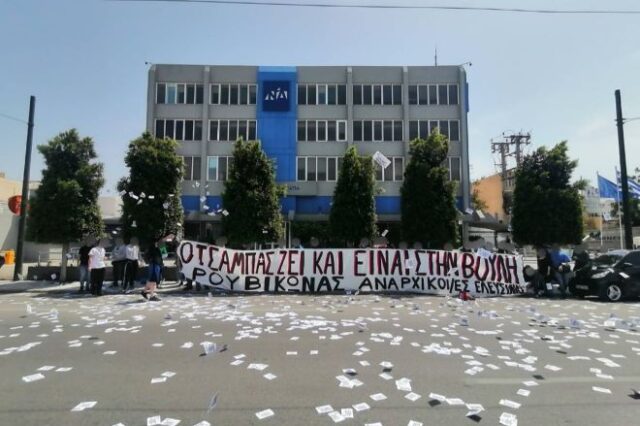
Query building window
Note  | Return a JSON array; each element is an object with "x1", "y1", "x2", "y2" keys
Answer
[
  {"x1": 353, "y1": 84, "x2": 402, "y2": 105},
  {"x1": 183, "y1": 156, "x2": 201, "y2": 181},
  {"x1": 352, "y1": 120, "x2": 403, "y2": 142},
  {"x1": 297, "y1": 157, "x2": 306, "y2": 181},
  {"x1": 448, "y1": 84, "x2": 459, "y2": 105},
  {"x1": 448, "y1": 157, "x2": 461, "y2": 181},
  {"x1": 297, "y1": 120, "x2": 348, "y2": 142},
  {"x1": 297, "y1": 84, "x2": 347, "y2": 105},
  {"x1": 155, "y1": 119, "x2": 203, "y2": 141},
  {"x1": 338, "y1": 85, "x2": 347, "y2": 104},
  {"x1": 327, "y1": 157, "x2": 337, "y2": 181},
  {"x1": 207, "y1": 156, "x2": 233, "y2": 181},
  {"x1": 394, "y1": 157, "x2": 404, "y2": 181},
  {"x1": 354, "y1": 121, "x2": 362, "y2": 142},
  {"x1": 209, "y1": 120, "x2": 257, "y2": 141},
  {"x1": 408, "y1": 120, "x2": 460, "y2": 141},
  {"x1": 429, "y1": 85, "x2": 438, "y2": 105},
  {"x1": 374, "y1": 156, "x2": 404, "y2": 182},
  {"x1": 209, "y1": 84, "x2": 257, "y2": 105},
  {"x1": 408, "y1": 84, "x2": 459, "y2": 105},
  {"x1": 353, "y1": 85, "x2": 362, "y2": 105},
  {"x1": 156, "y1": 83, "x2": 204, "y2": 105},
  {"x1": 296, "y1": 156, "x2": 342, "y2": 182}
]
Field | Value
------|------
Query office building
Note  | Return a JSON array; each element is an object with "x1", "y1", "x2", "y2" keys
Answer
[{"x1": 146, "y1": 65, "x2": 470, "y2": 238}]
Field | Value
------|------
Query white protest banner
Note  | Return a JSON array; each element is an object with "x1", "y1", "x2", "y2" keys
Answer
[
  {"x1": 372, "y1": 151, "x2": 391, "y2": 169},
  {"x1": 178, "y1": 242, "x2": 526, "y2": 297}
]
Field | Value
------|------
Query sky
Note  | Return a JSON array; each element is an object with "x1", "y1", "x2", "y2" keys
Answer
[{"x1": 2, "y1": 0, "x2": 640, "y2": 194}]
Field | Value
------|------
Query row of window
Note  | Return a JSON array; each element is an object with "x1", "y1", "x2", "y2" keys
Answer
[
  {"x1": 353, "y1": 84, "x2": 403, "y2": 106},
  {"x1": 297, "y1": 120, "x2": 348, "y2": 142},
  {"x1": 156, "y1": 82, "x2": 459, "y2": 107},
  {"x1": 210, "y1": 84, "x2": 258, "y2": 105},
  {"x1": 409, "y1": 120, "x2": 460, "y2": 142},
  {"x1": 408, "y1": 84, "x2": 458, "y2": 106},
  {"x1": 298, "y1": 84, "x2": 347, "y2": 105},
  {"x1": 156, "y1": 83, "x2": 205, "y2": 105},
  {"x1": 155, "y1": 119, "x2": 203, "y2": 141},
  {"x1": 209, "y1": 120, "x2": 257, "y2": 142},
  {"x1": 157, "y1": 119, "x2": 460, "y2": 142},
  {"x1": 354, "y1": 120, "x2": 404, "y2": 142},
  {"x1": 182, "y1": 155, "x2": 461, "y2": 182}
]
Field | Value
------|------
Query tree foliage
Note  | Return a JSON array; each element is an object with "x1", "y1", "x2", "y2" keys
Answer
[
  {"x1": 329, "y1": 145, "x2": 377, "y2": 246},
  {"x1": 291, "y1": 221, "x2": 330, "y2": 247},
  {"x1": 471, "y1": 187, "x2": 488, "y2": 211},
  {"x1": 27, "y1": 129, "x2": 104, "y2": 244},
  {"x1": 511, "y1": 141, "x2": 583, "y2": 246},
  {"x1": 400, "y1": 130, "x2": 458, "y2": 248},
  {"x1": 117, "y1": 132, "x2": 183, "y2": 245},
  {"x1": 222, "y1": 139, "x2": 284, "y2": 247}
]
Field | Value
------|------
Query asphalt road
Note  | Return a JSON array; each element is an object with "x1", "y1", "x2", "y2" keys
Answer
[{"x1": 1, "y1": 282, "x2": 640, "y2": 426}]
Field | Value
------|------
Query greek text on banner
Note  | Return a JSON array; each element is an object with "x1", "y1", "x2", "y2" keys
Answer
[{"x1": 178, "y1": 241, "x2": 526, "y2": 297}]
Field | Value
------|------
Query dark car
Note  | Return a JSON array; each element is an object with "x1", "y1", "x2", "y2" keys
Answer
[
  {"x1": 578, "y1": 250, "x2": 640, "y2": 302},
  {"x1": 570, "y1": 250, "x2": 628, "y2": 297}
]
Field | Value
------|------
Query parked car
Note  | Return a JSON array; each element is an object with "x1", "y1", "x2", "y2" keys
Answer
[
  {"x1": 570, "y1": 250, "x2": 628, "y2": 297},
  {"x1": 575, "y1": 250, "x2": 640, "y2": 302}
]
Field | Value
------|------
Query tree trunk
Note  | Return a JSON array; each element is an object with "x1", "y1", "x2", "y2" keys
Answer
[{"x1": 60, "y1": 242, "x2": 69, "y2": 283}]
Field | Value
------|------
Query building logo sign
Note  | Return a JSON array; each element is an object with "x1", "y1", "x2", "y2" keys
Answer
[{"x1": 262, "y1": 81, "x2": 290, "y2": 112}]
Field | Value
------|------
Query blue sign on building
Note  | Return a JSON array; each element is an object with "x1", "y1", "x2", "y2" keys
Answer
[{"x1": 262, "y1": 80, "x2": 291, "y2": 112}]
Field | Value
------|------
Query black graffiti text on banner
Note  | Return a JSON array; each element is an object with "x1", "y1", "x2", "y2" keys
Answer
[{"x1": 178, "y1": 241, "x2": 526, "y2": 297}]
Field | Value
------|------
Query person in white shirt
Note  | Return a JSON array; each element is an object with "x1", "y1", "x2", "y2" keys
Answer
[
  {"x1": 123, "y1": 238, "x2": 140, "y2": 292},
  {"x1": 88, "y1": 239, "x2": 107, "y2": 296}
]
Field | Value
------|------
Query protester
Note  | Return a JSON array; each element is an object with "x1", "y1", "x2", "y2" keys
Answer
[
  {"x1": 110, "y1": 238, "x2": 127, "y2": 288},
  {"x1": 88, "y1": 238, "x2": 107, "y2": 296},
  {"x1": 123, "y1": 237, "x2": 140, "y2": 293},
  {"x1": 535, "y1": 247, "x2": 551, "y2": 297},
  {"x1": 549, "y1": 244, "x2": 572, "y2": 298},
  {"x1": 141, "y1": 241, "x2": 163, "y2": 301},
  {"x1": 572, "y1": 244, "x2": 590, "y2": 271},
  {"x1": 78, "y1": 238, "x2": 93, "y2": 292}
]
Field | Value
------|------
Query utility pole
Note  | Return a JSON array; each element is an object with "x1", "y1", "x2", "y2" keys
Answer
[
  {"x1": 491, "y1": 142, "x2": 509, "y2": 182},
  {"x1": 13, "y1": 96, "x2": 36, "y2": 281},
  {"x1": 615, "y1": 89, "x2": 633, "y2": 249},
  {"x1": 491, "y1": 132, "x2": 531, "y2": 177}
]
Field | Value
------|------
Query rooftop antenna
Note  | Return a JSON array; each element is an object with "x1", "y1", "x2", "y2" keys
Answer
[{"x1": 434, "y1": 46, "x2": 438, "y2": 66}]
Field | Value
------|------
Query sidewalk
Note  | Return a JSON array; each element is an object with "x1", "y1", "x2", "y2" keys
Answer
[
  {"x1": 0, "y1": 279, "x2": 76, "y2": 293},
  {"x1": 0, "y1": 279, "x2": 183, "y2": 294}
]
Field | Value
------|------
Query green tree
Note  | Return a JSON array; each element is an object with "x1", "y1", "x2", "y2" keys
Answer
[
  {"x1": 117, "y1": 132, "x2": 183, "y2": 246},
  {"x1": 27, "y1": 129, "x2": 104, "y2": 281},
  {"x1": 400, "y1": 130, "x2": 458, "y2": 248},
  {"x1": 329, "y1": 145, "x2": 377, "y2": 247},
  {"x1": 511, "y1": 141, "x2": 584, "y2": 246},
  {"x1": 222, "y1": 139, "x2": 284, "y2": 247},
  {"x1": 471, "y1": 187, "x2": 488, "y2": 211}
]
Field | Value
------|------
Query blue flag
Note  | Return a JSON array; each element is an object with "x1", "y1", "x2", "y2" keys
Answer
[{"x1": 597, "y1": 174, "x2": 620, "y2": 201}]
